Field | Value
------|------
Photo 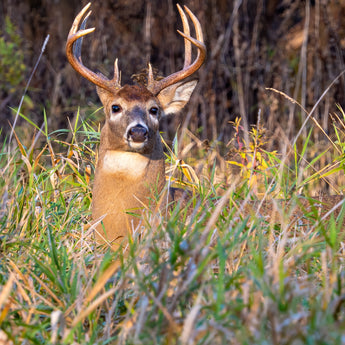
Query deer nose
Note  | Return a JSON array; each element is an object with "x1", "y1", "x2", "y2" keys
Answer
[{"x1": 128, "y1": 124, "x2": 148, "y2": 143}]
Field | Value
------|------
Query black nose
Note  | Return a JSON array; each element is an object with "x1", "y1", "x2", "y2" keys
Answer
[{"x1": 128, "y1": 124, "x2": 148, "y2": 143}]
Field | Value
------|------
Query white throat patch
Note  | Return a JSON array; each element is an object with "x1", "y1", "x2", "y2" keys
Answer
[{"x1": 102, "y1": 150, "x2": 150, "y2": 177}]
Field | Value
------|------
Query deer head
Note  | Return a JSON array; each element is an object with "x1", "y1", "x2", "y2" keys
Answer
[{"x1": 66, "y1": 2, "x2": 206, "y2": 249}]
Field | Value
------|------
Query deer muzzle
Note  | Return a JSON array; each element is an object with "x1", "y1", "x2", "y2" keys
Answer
[{"x1": 127, "y1": 124, "x2": 148, "y2": 143}]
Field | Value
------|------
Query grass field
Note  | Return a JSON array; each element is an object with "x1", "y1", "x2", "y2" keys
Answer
[{"x1": 1, "y1": 101, "x2": 345, "y2": 345}]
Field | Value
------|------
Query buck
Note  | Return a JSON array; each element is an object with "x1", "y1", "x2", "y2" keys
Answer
[{"x1": 66, "y1": 3, "x2": 206, "y2": 249}]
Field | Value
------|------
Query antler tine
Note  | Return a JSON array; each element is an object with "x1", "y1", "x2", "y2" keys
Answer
[
  {"x1": 66, "y1": 2, "x2": 121, "y2": 93},
  {"x1": 183, "y1": 5, "x2": 204, "y2": 51},
  {"x1": 148, "y1": 63, "x2": 155, "y2": 85},
  {"x1": 147, "y1": 4, "x2": 206, "y2": 95},
  {"x1": 176, "y1": 4, "x2": 191, "y2": 69},
  {"x1": 73, "y1": 9, "x2": 91, "y2": 60},
  {"x1": 114, "y1": 58, "x2": 120, "y2": 85}
]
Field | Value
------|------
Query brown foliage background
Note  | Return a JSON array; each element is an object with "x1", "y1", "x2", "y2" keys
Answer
[{"x1": 1, "y1": 0, "x2": 345, "y2": 151}]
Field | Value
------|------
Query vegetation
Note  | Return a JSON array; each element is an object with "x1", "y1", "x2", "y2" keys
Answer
[
  {"x1": 0, "y1": 93, "x2": 345, "y2": 343},
  {"x1": 1, "y1": 1, "x2": 345, "y2": 344},
  {"x1": 1, "y1": 1, "x2": 345, "y2": 146},
  {"x1": 0, "y1": 17, "x2": 26, "y2": 94}
]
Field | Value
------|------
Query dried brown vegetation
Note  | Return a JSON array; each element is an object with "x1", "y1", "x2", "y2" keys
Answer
[
  {"x1": 1, "y1": 0, "x2": 345, "y2": 151},
  {"x1": 2, "y1": 1, "x2": 345, "y2": 343}
]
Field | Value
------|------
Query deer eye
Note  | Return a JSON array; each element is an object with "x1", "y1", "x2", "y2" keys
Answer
[
  {"x1": 112, "y1": 105, "x2": 121, "y2": 113},
  {"x1": 149, "y1": 107, "x2": 159, "y2": 116}
]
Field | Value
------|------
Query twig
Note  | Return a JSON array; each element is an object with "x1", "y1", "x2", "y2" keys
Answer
[{"x1": 8, "y1": 34, "x2": 50, "y2": 153}]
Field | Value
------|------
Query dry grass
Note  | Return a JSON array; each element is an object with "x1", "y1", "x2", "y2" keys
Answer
[
  {"x1": 0, "y1": 93, "x2": 345, "y2": 344},
  {"x1": 1, "y1": 1, "x2": 345, "y2": 343},
  {"x1": 2, "y1": 0, "x2": 345, "y2": 152}
]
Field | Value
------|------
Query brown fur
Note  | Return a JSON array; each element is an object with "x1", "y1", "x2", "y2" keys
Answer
[
  {"x1": 116, "y1": 85, "x2": 155, "y2": 102},
  {"x1": 92, "y1": 148, "x2": 165, "y2": 248},
  {"x1": 65, "y1": 3, "x2": 205, "y2": 250},
  {"x1": 92, "y1": 81, "x2": 198, "y2": 250}
]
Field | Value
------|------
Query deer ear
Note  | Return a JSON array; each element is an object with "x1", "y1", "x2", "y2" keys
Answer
[{"x1": 157, "y1": 80, "x2": 197, "y2": 115}]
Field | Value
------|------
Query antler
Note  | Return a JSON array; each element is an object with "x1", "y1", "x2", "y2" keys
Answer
[
  {"x1": 66, "y1": 3, "x2": 205, "y2": 95},
  {"x1": 147, "y1": 4, "x2": 206, "y2": 95},
  {"x1": 66, "y1": 2, "x2": 121, "y2": 93}
]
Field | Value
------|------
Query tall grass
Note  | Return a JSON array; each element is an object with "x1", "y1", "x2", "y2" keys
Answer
[{"x1": 0, "y1": 101, "x2": 345, "y2": 345}]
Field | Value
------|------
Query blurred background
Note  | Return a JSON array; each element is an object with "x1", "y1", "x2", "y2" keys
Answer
[{"x1": 1, "y1": 0, "x2": 345, "y2": 155}]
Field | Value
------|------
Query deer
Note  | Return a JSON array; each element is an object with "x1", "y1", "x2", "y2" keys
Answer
[
  {"x1": 67, "y1": 4, "x2": 345, "y2": 253},
  {"x1": 66, "y1": 3, "x2": 206, "y2": 250}
]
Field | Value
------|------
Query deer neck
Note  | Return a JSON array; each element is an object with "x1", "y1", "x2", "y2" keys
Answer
[
  {"x1": 92, "y1": 128, "x2": 165, "y2": 249},
  {"x1": 97, "y1": 124, "x2": 165, "y2": 178}
]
